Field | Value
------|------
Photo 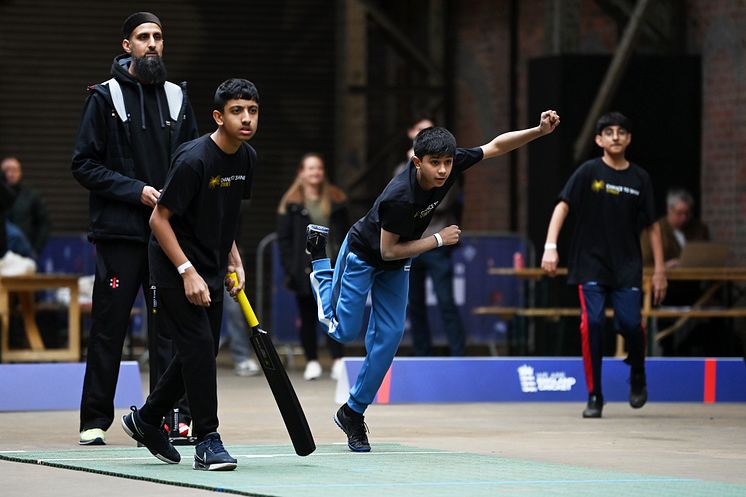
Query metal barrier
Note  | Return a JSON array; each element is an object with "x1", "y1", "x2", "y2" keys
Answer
[{"x1": 254, "y1": 232, "x2": 277, "y2": 326}]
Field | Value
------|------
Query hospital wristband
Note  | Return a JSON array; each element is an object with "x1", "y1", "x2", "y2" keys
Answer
[
  {"x1": 433, "y1": 233, "x2": 444, "y2": 248},
  {"x1": 177, "y1": 261, "x2": 193, "y2": 275}
]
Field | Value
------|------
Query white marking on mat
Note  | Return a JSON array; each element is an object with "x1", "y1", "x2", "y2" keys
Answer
[
  {"x1": 229, "y1": 478, "x2": 698, "y2": 489},
  {"x1": 29, "y1": 450, "x2": 464, "y2": 463},
  {"x1": 237, "y1": 450, "x2": 465, "y2": 459}
]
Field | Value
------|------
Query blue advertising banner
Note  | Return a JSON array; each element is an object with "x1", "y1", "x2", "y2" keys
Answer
[
  {"x1": 0, "y1": 362, "x2": 142, "y2": 411},
  {"x1": 335, "y1": 357, "x2": 746, "y2": 404},
  {"x1": 38, "y1": 234, "x2": 96, "y2": 275}
]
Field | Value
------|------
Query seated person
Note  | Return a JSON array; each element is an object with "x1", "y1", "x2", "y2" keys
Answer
[
  {"x1": 642, "y1": 188, "x2": 713, "y2": 356},
  {"x1": 6, "y1": 221, "x2": 33, "y2": 259},
  {"x1": 641, "y1": 188, "x2": 709, "y2": 268}
]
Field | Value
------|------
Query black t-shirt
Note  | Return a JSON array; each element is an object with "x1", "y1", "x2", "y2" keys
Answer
[
  {"x1": 149, "y1": 135, "x2": 255, "y2": 294},
  {"x1": 559, "y1": 157, "x2": 655, "y2": 288},
  {"x1": 348, "y1": 147, "x2": 483, "y2": 269}
]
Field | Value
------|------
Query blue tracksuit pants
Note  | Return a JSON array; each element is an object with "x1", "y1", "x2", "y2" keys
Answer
[
  {"x1": 310, "y1": 235, "x2": 409, "y2": 414},
  {"x1": 578, "y1": 282, "x2": 646, "y2": 397}
]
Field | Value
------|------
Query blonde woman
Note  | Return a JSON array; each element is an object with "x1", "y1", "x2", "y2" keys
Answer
[{"x1": 277, "y1": 153, "x2": 350, "y2": 380}]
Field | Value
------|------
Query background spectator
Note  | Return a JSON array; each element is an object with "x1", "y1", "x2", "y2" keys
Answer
[
  {"x1": 0, "y1": 168, "x2": 17, "y2": 258},
  {"x1": 277, "y1": 153, "x2": 349, "y2": 380},
  {"x1": 1, "y1": 156, "x2": 50, "y2": 258},
  {"x1": 641, "y1": 187, "x2": 709, "y2": 268}
]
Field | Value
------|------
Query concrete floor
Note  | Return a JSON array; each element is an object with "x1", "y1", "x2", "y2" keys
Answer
[{"x1": 2, "y1": 360, "x2": 745, "y2": 496}]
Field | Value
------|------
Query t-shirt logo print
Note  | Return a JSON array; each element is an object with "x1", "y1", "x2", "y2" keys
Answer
[
  {"x1": 208, "y1": 175, "x2": 245, "y2": 189},
  {"x1": 415, "y1": 200, "x2": 440, "y2": 219},
  {"x1": 591, "y1": 179, "x2": 605, "y2": 193}
]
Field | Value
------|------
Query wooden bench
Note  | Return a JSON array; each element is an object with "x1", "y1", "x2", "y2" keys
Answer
[
  {"x1": 0, "y1": 274, "x2": 80, "y2": 363},
  {"x1": 473, "y1": 306, "x2": 746, "y2": 320},
  {"x1": 478, "y1": 267, "x2": 746, "y2": 356},
  {"x1": 474, "y1": 307, "x2": 615, "y2": 318}
]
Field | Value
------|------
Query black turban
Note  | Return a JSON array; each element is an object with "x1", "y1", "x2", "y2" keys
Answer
[{"x1": 122, "y1": 12, "x2": 162, "y2": 38}]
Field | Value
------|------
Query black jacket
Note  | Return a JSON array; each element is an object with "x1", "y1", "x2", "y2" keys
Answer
[
  {"x1": 0, "y1": 172, "x2": 17, "y2": 256},
  {"x1": 71, "y1": 54, "x2": 199, "y2": 242},
  {"x1": 277, "y1": 187, "x2": 350, "y2": 296},
  {"x1": 8, "y1": 182, "x2": 49, "y2": 255}
]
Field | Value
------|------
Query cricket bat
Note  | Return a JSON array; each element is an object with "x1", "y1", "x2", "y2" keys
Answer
[{"x1": 227, "y1": 273, "x2": 316, "y2": 456}]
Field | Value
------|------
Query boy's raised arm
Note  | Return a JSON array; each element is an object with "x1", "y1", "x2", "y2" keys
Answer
[{"x1": 480, "y1": 110, "x2": 560, "y2": 160}]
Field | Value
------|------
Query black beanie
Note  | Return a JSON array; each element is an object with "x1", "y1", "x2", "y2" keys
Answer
[{"x1": 122, "y1": 12, "x2": 162, "y2": 38}]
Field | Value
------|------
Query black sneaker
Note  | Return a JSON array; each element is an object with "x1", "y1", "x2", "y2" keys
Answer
[
  {"x1": 121, "y1": 406, "x2": 181, "y2": 464},
  {"x1": 582, "y1": 394, "x2": 604, "y2": 418},
  {"x1": 194, "y1": 432, "x2": 237, "y2": 471},
  {"x1": 333, "y1": 405, "x2": 370, "y2": 452},
  {"x1": 305, "y1": 224, "x2": 329, "y2": 261},
  {"x1": 629, "y1": 369, "x2": 648, "y2": 409}
]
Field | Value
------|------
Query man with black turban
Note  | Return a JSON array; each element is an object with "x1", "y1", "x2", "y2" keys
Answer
[{"x1": 72, "y1": 12, "x2": 199, "y2": 446}]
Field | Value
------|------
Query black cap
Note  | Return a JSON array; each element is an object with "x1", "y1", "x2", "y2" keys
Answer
[{"x1": 122, "y1": 12, "x2": 161, "y2": 38}]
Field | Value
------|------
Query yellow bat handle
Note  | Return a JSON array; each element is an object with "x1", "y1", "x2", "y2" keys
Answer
[{"x1": 227, "y1": 272, "x2": 259, "y2": 328}]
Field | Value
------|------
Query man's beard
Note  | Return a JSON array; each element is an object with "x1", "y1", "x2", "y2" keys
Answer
[{"x1": 131, "y1": 55, "x2": 168, "y2": 84}]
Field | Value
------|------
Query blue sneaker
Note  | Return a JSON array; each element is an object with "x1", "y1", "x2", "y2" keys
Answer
[
  {"x1": 305, "y1": 224, "x2": 329, "y2": 260},
  {"x1": 194, "y1": 432, "x2": 237, "y2": 471},
  {"x1": 121, "y1": 406, "x2": 181, "y2": 464}
]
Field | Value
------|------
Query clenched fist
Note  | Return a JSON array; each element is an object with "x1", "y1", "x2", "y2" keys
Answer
[
  {"x1": 539, "y1": 110, "x2": 561, "y2": 135},
  {"x1": 438, "y1": 225, "x2": 461, "y2": 246}
]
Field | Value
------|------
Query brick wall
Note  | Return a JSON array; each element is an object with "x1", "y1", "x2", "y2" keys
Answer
[
  {"x1": 452, "y1": 0, "x2": 512, "y2": 231},
  {"x1": 687, "y1": 0, "x2": 746, "y2": 264},
  {"x1": 453, "y1": 0, "x2": 616, "y2": 234},
  {"x1": 513, "y1": 0, "x2": 615, "y2": 240},
  {"x1": 453, "y1": 0, "x2": 745, "y2": 265}
]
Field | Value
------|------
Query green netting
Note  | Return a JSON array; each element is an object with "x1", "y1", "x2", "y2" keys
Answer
[{"x1": 1, "y1": 443, "x2": 743, "y2": 497}]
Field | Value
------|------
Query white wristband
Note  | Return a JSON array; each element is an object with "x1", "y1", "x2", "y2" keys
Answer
[
  {"x1": 177, "y1": 261, "x2": 193, "y2": 275},
  {"x1": 544, "y1": 243, "x2": 557, "y2": 250},
  {"x1": 433, "y1": 233, "x2": 444, "y2": 248}
]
